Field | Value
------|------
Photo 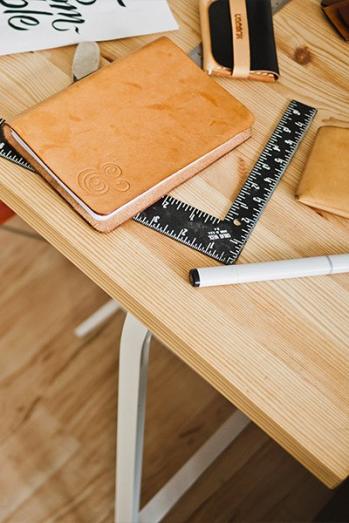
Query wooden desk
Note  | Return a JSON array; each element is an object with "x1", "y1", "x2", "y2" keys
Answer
[{"x1": 0, "y1": 0, "x2": 348, "y2": 493}]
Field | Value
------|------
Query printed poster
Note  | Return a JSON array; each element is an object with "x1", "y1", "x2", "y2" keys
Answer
[{"x1": 0, "y1": 0, "x2": 178, "y2": 56}]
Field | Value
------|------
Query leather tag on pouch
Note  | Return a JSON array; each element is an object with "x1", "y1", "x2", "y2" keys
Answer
[
  {"x1": 296, "y1": 127, "x2": 349, "y2": 219},
  {"x1": 322, "y1": 0, "x2": 349, "y2": 41},
  {"x1": 199, "y1": 0, "x2": 279, "y2": 81}
]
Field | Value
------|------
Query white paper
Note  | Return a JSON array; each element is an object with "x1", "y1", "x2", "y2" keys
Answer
[{"x1": 0, "y1": 0, "x2": 178, "y2": 56}]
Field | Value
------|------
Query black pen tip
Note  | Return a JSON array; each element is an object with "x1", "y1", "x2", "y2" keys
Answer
[{"x1": 189, "y1": 269, "x2": 200, "y2": 287}]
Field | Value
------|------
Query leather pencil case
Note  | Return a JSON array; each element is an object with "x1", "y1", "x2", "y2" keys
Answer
[{"x1": 200, "y1": 0, "x2": 279, "y2": 81}]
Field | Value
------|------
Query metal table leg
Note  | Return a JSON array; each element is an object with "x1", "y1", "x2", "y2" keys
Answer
[
  {"x1": 115, "y1": 312, "x2": 250, "y2": 523},
  {"x1": 115, "y1": 313, "x2": 151, "y2": 523}
]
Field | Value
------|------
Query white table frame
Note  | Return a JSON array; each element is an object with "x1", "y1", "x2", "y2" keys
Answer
[{"x1": 76, "y1": 303, "x2": 250, "y2": 523}]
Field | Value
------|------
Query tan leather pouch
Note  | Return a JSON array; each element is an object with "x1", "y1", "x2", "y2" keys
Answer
[{"x1": 296, "y1": 127, "x2": 349, "y2": 219}]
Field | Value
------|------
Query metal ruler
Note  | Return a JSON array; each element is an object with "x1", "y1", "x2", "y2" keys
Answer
[
  {"x1": 0, "y1": 120, "x2": 34, "y2": 172},
  {"x1": 0, "y1": 101, "x2": 316, "y2": 264},
  {"x1": 134, "y1": 101, "x2": 316, "y2": 264}
]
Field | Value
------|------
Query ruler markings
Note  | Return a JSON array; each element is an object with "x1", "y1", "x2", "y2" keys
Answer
[{"x1": 0, "y1": 118, "x2": 35, "y2": 172}]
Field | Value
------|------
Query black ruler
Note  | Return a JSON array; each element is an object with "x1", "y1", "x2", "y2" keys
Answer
[
  {"x1": 134, "y1": 100, "x2": 316, "y2": 264},
  {"x1": 0, "y1": 100, "x2": 316, "y2": 263},
  {"x1": 0, "y1": 118, "x2": 34, "y2": 172}
]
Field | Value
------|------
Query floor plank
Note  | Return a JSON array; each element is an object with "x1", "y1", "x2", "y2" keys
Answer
[{"x1": 0, "y1": 218, "x2": 335, "y2": 522}]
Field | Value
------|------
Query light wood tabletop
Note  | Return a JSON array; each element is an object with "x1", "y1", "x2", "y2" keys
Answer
[{"x1": 0, "y1": 0, "x2": 348, "y2": 490}]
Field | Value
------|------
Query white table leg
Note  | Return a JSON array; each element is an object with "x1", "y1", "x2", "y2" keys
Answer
[
  {"x1": 139, "y1": 410, "x2": 250, "y2": 523},
  {"x1": 115, "y1": 313, "x2": 151, "y2": 523},
  {"x1": 114, "y1": 312, "x2": 251, "y2": 523},
  {"x1": 74, "y1": 300, "x2": 121, "y2": 338}
]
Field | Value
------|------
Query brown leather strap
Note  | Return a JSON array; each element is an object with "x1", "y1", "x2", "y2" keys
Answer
[
  {"x1": 339, "y1": 1, "x2": 349, "y2": 28},
  {"x1": 229, "y1": 0, "x2": 251, "y2": 78}
]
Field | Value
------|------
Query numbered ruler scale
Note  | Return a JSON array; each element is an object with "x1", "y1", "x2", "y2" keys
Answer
[
  {"x1": 134, "y1": 101, "x2": 316, "y2": 264},
  {"x1": 0, "y1": 120, "x2": 34, "y2": 172},
  {"x1": 0, "y1": 101, "x2": 316, "y2": 264}
]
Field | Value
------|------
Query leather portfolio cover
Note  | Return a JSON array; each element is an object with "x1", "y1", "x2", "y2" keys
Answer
[
  {"x1": 4, "y1": 37, "x2": 254, "y2": 232},
  {"x1": 200, "y1": 0, "x2": 279, "y2": 81}
]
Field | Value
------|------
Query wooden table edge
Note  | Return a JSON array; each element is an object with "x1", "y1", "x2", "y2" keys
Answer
[{"x1": 0, "y1": 173, "x2": 346, "y2": 489}]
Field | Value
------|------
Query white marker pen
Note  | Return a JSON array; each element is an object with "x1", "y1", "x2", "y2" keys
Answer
[{"x1": 189, "y1": 254, "x2": 349, "y2": 288}]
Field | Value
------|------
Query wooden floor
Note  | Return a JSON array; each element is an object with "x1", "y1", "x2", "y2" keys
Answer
[{"x1": 0, "y1": 217, "x2": 335, "y2": 523}]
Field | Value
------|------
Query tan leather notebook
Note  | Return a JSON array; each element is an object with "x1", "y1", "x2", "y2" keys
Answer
[{"x1": 4, "y1": 37, "x2": 254, "y2": 232}]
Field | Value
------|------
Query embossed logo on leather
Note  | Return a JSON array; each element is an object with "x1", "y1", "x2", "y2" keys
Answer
[
  {"x1": 234, "y1": 14, "x2": 244, "y2": 39},
  {"x1": 78, "y1": 162, "x2": 130, "y2": 196}
]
